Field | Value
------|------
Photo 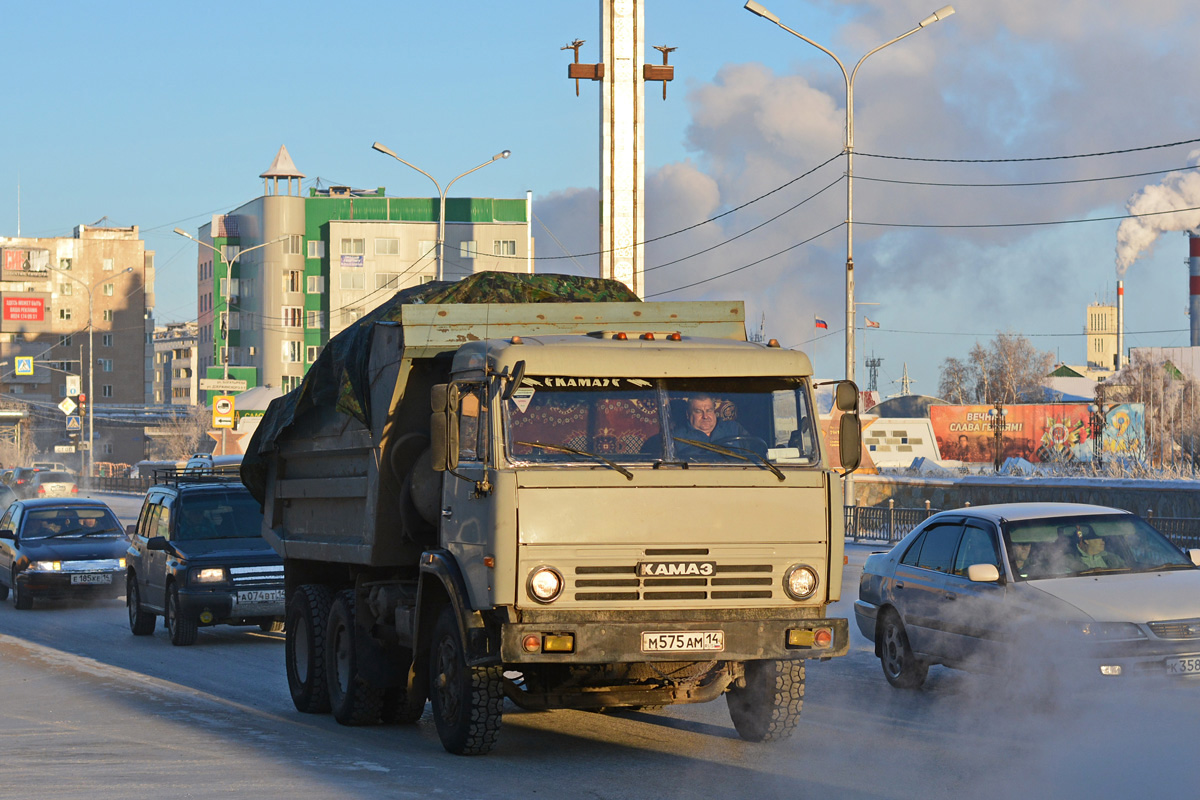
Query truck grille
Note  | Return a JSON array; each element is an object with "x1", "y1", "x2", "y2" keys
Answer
[
  {"x1": 573, "y1": 562, "x2": 775, "y2": 602},
  {"x1": 230, "y1": 564, "x2": 284, "y2": 588},
  {"x1": 1148, "y1": 619, "x2": 1200, "y2": 639}
]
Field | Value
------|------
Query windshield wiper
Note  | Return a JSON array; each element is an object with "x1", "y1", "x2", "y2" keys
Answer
[
  {"x1": 673, "y1": 437, "x2": 785, "y2": 482},
  {"x1": 1077, "y1": 566, "x2": 1131, "y2": 575},
  {"x1": 41, "y1": 527, "x2": 120, "y2": 539},
  {"x1": 515, "y1": 441, "x2": 633, "y2": 480}
]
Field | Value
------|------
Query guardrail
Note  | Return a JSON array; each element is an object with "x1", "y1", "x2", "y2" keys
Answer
[{"x1": 89, "y1": 476, "x2": 152, "y2": 494}]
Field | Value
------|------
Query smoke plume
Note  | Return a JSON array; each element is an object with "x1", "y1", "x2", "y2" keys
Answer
[{"x1": 1115, "y1": 152, "x2": 1200, "y2": 275}]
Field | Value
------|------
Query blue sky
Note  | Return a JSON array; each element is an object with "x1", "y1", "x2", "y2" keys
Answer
[{"x1": 5, "y1": 0, "x2": 1200, "y2": 394}]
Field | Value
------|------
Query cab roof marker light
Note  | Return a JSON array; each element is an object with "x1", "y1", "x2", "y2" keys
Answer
[
  {"x1": 667, "y1": 332, "x2": 682, "y2": 341},
  {"x1": 510, "y1": 335, "x2": 523, "y2": 345},
  {"x1": 612, "y1": 332, "x2": 628, "y2": 340},
  {"x1": 640, "y1": 332, "x2": 655, "y2": 340},
  {"x1": 767, "y1": 339, "x2": 781, "y2": 348}
]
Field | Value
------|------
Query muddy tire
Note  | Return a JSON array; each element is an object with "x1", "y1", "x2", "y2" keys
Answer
[
  {"x1": 325, "y1": 589, "x2": 386, "y2": 726},
  {"x1": 429, "y1": 605, "x2": 503, "y2": 755},
  {"x1": 286, "y1": 584, "x2": 333, "y2": 713},
  {"x1": 726, "y1": 660, "x2": 805, "y2": 742},
  {"x1": 166, "y1": 583, "x2": 198, "y2": 646}
]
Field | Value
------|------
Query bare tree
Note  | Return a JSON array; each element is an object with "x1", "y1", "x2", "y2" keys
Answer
[
  {"x1": 145, "y1": 406, "x2": 211, "y2": 462},
  {"x1": 937, "y1": 357, "x2": 972, "y2": 403},
  {"x1": 937, "y1": 332, "x2": 1053, "y2": 404}
]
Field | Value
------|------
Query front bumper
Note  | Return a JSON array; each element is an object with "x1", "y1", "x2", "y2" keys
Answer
[
  {"x1": 500, "y1": 613, "x2": 849, "y2": 663},
  {"x1": 176, "y1": 584, "x2": 285, "y2": 624},
  {"x1": 18, "y1": 569, "x2": 123, "y2": 599}
]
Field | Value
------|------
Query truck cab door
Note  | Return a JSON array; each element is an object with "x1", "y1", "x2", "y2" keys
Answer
[{"x1": 440, "y1": 382, "x2": 495, "y2": 610}]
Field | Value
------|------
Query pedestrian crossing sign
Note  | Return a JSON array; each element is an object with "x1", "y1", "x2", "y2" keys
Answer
[
  {"x1": 66, "y1": 415, "x2": 82, "y2": 431},
  {"x1": 15, "y1": 357, "x2": 33, "y2": 376}
]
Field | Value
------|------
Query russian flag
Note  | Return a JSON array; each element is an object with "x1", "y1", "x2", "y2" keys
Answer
[
  {"x1": 865, "y1": 318, "x2": 880, "y2": 328},
  {"x1": 814, "y1": 317, "x2": 828, "y2": 329}
]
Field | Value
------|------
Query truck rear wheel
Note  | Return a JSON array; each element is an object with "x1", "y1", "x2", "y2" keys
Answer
[
  {"x1": 726, "y1": 660, "x2": 805, "y2": 742},
  {"x1": 326, "y1": 589, "x2": 385, "y2": 726},
  {"x1": 429, "y1": 605, "x2": 503, "y2": 755},
  {"x1": 286, "y1": 584, "x2": 333, "y2": 714}
]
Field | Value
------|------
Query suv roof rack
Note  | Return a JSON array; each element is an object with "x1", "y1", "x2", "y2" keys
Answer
[{"x1": 151, "y1": 466, "x2": 244, "y2": 486}]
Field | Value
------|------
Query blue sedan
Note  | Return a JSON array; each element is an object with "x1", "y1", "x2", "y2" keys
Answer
[{"x1": 855, "y1": 503, "x2": 1200, "y2": 687}]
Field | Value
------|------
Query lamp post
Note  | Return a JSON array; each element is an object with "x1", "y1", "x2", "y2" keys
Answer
[
  {"x1": 987, "y1": 402, "x2": 1008, "y2": 473},
  {"x1": 744, "y1": 1, "x2": 954, "y2": 386},
  {"x1": 1089, "y1": 384, "x2": 1109, "y2": 472},
  {"x1": 371, "y1": 143, "x2": 511, "y2": 281},
  {"x1": 173, "y1": 229, "x2": 286, "y2": 453},
  {"x1": 46, "y1": 264, "x2": 134, "y2": 483}
]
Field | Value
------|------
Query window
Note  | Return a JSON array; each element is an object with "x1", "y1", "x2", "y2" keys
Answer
[
  {"x1": 219, "y1": 311, "x2": 239, "y2": 332},
  {"x1": 9, "y1": 385, "x2": 22, "y2": 395},
  {"x1": 219, "y1": 278, "x2": 241, "y2": 299},
  {"x1": 103, "y1": 258, "x2": 114, "y2": 272},
  {"x1": 99, "y1": 359, "x2": 113, "y2": 372},
  {"x1": 102, "y1": 283, "x2": 114, "y2": 296},
  {"x1": 456, "y1": 383, "x2": 489, "y2": 462},
  {"x1": 307, "y1": 240, "x2": 326, "y2": 259},
  {"x1": 283, "y1": 234, "x2": 303, "y2": 255},
  {"x1": 953, "y1": 524, "x2": 1000, "y2": 577},
  {"x1": 282, "y1": 375, "x2": 302, "y2": 392},
  {"x1": 221, "y1": 245, "x2": 240, "y2": 262},
  {"x1": 60, "y1": 334, "x2": 72, "y2": 347},
  {"x1": 59, "y1": 258, "x2": 72, "y2": 271},
  {"x1": 59, "y1": 308, "x2": 72, "y2": 321},
  {"x1": 102, "y1": 385, "x2": 113, "y2": 398},
  {"x1": 284, "y1": 271, "x2": 303, "y2": 293},
  {"x1": 103, "y1": 309, "x2": 113, "y2": 322},
  {"x1": 459, "y1": 241, "x2": 478, "y2": 259},
  {"x1": 59, "y1": 282, "x2": 73, "y2": 296},
  {"x1": 915, "y1": 524, "x2": 964, "y2": 573},
  {"x1": 306, "y1": 345, "x2": 323, "y2": 363},
  {"x1": 172, "y1": 387, "x2": 191, "y2": 399},
  {"x1": 281, "y1": 306, "x2": 303, "y2": 328},
  {"x1": 281, "y1": 340, "x2": 302, "y2": 363},
  {"x1": 494, "y1": 240, "x2": 517, "y2": 256},
  {"x1": 306, "y1": 310, "x2": 326, "y2": 329},
  {"x1": 375, "y1": 273, "x2": 402, "y2": 291},
  {"x1": 340, "y1": 271, "x2": 365, "y2": 290},
  {"x1": 417, "y1": 240, "x2": 436, "y2": 259},
  {"x1": 307, "y1": 275, "x2": 325, "y2": 293},
  {"x1": 375, "y1": 238, "x2": 400, "y2": 255},
  {"x1": 101, "y1": 443, "x2": 113, "y2": 455},
  {"x1": 340, "y1": 238, "x2": 365, "y2": 255},
  {"x1": 345, "y1": 309, "x2": 363, "y2": 324},
  {"x1": 102, "y1": 334, "x2": 113, "y2": 347}
]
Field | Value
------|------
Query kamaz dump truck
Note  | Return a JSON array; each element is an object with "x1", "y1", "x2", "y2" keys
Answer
[{"x1": 242, "y1": 272, "x2": 861, "y2": 755}]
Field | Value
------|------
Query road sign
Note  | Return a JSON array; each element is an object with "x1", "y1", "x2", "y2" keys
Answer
[
  {"x1": 65, "y1": 375, "x2": 81, "y2": 396},
  {"x1": 213, "y1": 395, "x2": 235, "y2": 429},
  {"x1": 65, "y1": 415, "x2": 82, "y2": 431},
  {"x1": 58, "y1": 397, "x2": 77, "y2": 416},
  {"x1": 54, "y1": 445, "x2": 76, "y2": 454},
  {"x1": 200, "y1": 378, "x2": 249, "y2": 392},
  {"x1": 15, "y1": 356, "x2": 33, "y2": 376}
]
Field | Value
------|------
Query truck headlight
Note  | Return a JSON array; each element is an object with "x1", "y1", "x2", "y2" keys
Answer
[
  {"x1": 783, "y1": 564, "x2": 819, "y2": 600},
  {"x1": 33, "y1": 560, "x2": 61, "y2": 572},
  {"x1": 193, "y1": 568, "x2": 227, "y2": 584},
  {"x1": 527, "y1": 566, "x2": 563, "y2": 603}
]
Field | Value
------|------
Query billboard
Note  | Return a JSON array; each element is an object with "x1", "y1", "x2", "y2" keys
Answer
[
  {"x1": 1, "y1": 248, "x2": 50, "y2": 273},
  {"x1": 0, "y1": 293, "x2": 52, "y2": 333},
  {"x1": 930, "y1": 403, "x2": 1146, "y2": 464}
]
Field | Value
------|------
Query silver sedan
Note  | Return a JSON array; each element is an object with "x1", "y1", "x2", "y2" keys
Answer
[{"x1": 854, "y1": 503, "x2": 1200, "y2": 687}]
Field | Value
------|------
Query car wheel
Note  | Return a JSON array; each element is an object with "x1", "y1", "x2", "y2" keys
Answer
[
  {"x1": 429, "y1": 605, "x2": 503, "y2": 755},
  {"x1": 259, "y1": 620, "x2": 285, "y2": 633},
  {"x1": 12, "y1": 569, "x2": 32, "y2": 610},
  {"x1": 879, "y1": 610, "x2": 928, "y2": 689},
  {"x1": 286, "y1": 584, "x2": 333, "y2": 714},
  {"x1": 0, "y1": 574, "x2": 8, "y2": 601},
  {"x1": 726, "y1": 659, "x2": 805, "y2": 742},
  {"x1": 325, "y1": 589, "x2": 386, "y2": 726},
  {"x1": 127, "y1": 573, "x2": 156, "y2": 635},
  {"x1": 166, "y1": 583, "x2": 198, "y2": 646}
]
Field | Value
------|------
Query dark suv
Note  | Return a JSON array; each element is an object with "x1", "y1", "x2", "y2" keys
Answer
[{"x1": 125, "y1": 471, "x2": 284, "y2": 646}]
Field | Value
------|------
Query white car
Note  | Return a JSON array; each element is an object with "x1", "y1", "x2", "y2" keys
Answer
[
  {"x1": 855, "y1": 503, "x2": 1200, "y2": 686},
  {"x1": 28, "y1": 471, "x2": 79, "y2": 498}
]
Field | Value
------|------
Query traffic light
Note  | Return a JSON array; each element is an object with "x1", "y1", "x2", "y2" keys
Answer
[{"x1": 78, "y1": 393, "x2": 87, "y2": 416}]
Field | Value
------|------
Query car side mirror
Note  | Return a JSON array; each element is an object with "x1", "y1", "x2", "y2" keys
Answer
[
  {"x1": 1189, "y1": 549, "x2": 1200, "y2": 567},
  {"x1": 126, "y1": 524, "x2": 138, "y2": 539},
  {"x1": 146, "y1": 536, "x2": 169, "y2": 552},
  {"x1": 967, "y1": 563, "x2": 1001, "y2": 583},
  {"x1": 0, "y1": 529, "x2": 12, "y2": 541}
]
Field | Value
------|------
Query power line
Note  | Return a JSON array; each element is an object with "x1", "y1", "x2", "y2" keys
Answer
[
  {"x1": 858, "y1": 134, "x2": 1200, "y2": 163},
  {"x1": 854, "y1": 163, "x2": 1200, "y2": 189},
  {"x1": 857, "y1": 203, "x2": 1200, "y2": 231}
]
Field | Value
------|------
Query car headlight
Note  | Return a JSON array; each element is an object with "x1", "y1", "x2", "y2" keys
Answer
[
  {"x1": 192, "y1": 567, "x2": 227, "y2": 584},
  {"x1": 1066, "y1": 621, "x2": 1145, "y2": 641},
  {"x1": 784, "y1": 564, "x2": 820, "y2": 600},
  {"x1": 32, "y1": 560, "x2": 61, "y2": 572},
  {"x1": 527, "y1": 566, "x2": 563, "y2": 604},
  {"x1": 119, "y1": 558, "x2": 126, "y2": 569}
]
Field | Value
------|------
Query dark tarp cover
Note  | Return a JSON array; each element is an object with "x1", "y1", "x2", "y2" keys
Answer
[{"x1": 241, "y1": 271, "x2": 640, "y2": 503}]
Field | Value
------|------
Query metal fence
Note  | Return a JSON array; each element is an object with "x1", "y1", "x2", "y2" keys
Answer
[
  {"x1": 89, "y1": 476, "x2": 152, "y2": 494},
  {"x1": 1143, "y1": 512, "x2": 1200, "y2": 550}
]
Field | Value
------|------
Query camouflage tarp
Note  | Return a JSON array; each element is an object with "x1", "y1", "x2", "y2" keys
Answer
[{"x1": 242, "y1": 272, "x2": 640, "y2": 503}]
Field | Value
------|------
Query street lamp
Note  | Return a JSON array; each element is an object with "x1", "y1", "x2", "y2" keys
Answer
[
  {"x1": 46, "y1": 263, "x2": 134, "y2": 483},
  {"x1": 1089, "y1": 383, "x2": 1109, "y2": 472},
  {"x1": 371, "y1": 143, "x2": 511, "y2": 281},
  {"x1": 987, "y1": 402, "x2": 1008, "y2": 473},
  {"x1": 173, "y1": 229, "x2": 286, "y2": 453},
  {"x1": 744, "y1": 1, "x2": 954, "y2": 385}
]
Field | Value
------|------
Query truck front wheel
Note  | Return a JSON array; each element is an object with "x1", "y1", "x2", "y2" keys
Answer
[
  {"x1": 726, "y1": 660, "x2": 805, "y2": 742},
  {"x1": 325, "y1": 589, "x2": 386, "y2": 726},
  {"x1": 429, "y1": 605, "x2": 503, "y2": 755},
  {"x1": 286, "y1": 584, "x2": 333, "y2": 714}
]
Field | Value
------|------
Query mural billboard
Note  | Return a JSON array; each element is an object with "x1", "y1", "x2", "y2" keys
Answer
[
  {"x1": 930, "y1": 403, "x2": 1146, "y2": 465},
  {"x1": 1, "y1": 248, "x2": 50, "y2": 274}
]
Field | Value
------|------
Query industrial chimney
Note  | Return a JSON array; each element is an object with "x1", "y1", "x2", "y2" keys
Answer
[
  {"x1": 1192, "y1": 236, "x2": 1200, "y2": 347},
  {"x1": 1116, "y1": 279, "x2": 1124, "y2": 370}
]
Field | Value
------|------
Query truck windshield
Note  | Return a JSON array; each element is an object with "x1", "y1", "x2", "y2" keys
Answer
[{"x1": 504, "y1": 376, "x2": 818, "y2": 466}]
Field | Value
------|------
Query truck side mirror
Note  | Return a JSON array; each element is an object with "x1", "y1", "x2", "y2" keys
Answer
[
  {"x1": 838, "y1": 412, "x2": 861, "y2": 474},
  {"x1": 834, "y1": 380, "x2": 859, "y2": 412},
  {"x1": 502, "y1": 360, "x2": 526, "y2": 401},
  {"x1": 430, "y1": 383, "x2": 459, "y2": 413},
  {"x1": 430, "y1": 383, "x2": 461, "y2": 473}
]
